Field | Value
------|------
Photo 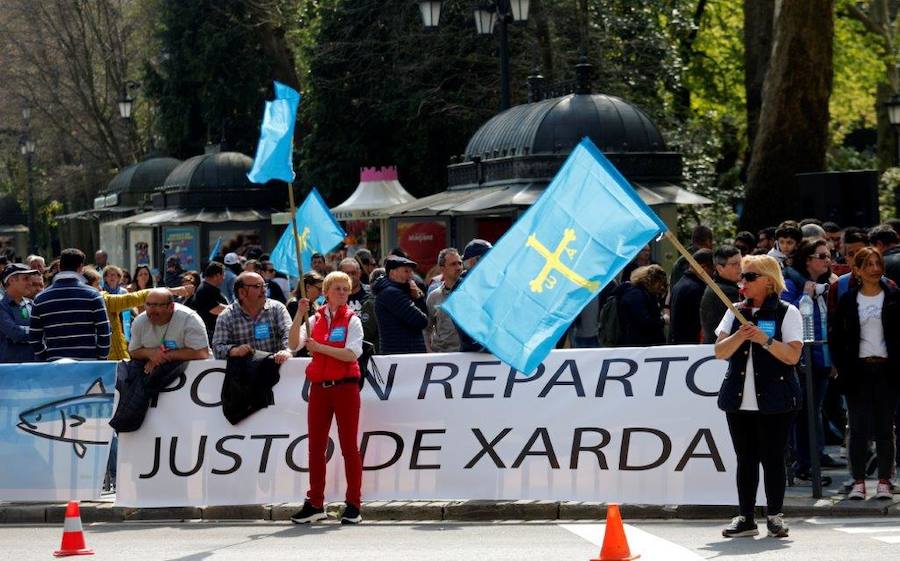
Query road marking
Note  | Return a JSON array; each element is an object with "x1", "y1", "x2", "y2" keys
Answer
[
  {"x1": 873, "y1": 535, "x2": 900, "y2": 544},
  {"x1": 805, "y1": 516, "x2": 900, "y2": 545},
  {"x1": 560, "y1": 523, "x2": 704, "y2": 560},
  {"x1": 833, "y1": 525, "x2": 900, "y2": 534},
  {"x1": 804, "y1": 517, "x2": 897, "y2": 525}
]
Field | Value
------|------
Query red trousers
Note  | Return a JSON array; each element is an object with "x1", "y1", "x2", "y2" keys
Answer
[{"x1": 306, "y1": 381, "x2": 362, "y2": 508}]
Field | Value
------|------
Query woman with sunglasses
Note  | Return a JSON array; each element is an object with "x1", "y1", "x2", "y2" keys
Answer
[
  {"x1": 830, "y1": 247, "x2": 900, "y2": 500},
  {"x1": 715, "y1": 254, "x2": 803, "y2": 538},
  {"x1": 782, "y1": 237, "x2": 841, "y2": 480}
]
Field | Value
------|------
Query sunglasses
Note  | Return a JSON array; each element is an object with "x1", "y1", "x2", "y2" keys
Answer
[
  {"x1": 811, "y1": 252, "x2": 831, "y2": 260},
  {"x1": 740, "y1": 272, "x2": 762, "y2": 282}
]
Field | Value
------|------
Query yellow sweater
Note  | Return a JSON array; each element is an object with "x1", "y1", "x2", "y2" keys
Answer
[{"x1": 102, "y1": 289, "x2": 150, "y2": 361}]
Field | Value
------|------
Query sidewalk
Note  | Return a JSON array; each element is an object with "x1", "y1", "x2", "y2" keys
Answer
[
  {"x1": 2, "y1": 474, "x2": 898, "y2": 524},
  {"x1": 4, "y1": 446, "x2": 898, "y2": 524}
]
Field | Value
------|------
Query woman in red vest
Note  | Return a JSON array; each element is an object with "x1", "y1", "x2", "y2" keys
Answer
[{"x1": 287, "y1": 271, "x2": 364, "y2": 525}]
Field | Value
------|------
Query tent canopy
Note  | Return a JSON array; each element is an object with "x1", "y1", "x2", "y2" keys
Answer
[{"x1": 331, "y1": 166, "x2": 416, "y2": 220}]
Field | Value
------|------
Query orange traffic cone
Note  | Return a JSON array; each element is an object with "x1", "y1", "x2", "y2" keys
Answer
[
  {"x1": 53, "y1": 501, "x2": 94, "y2": 557},
  {"x1": 591, "y1": 503, "x2": 639, "y2": 561}
]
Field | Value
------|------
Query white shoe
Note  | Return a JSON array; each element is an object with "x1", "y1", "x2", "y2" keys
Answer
[
  {"x1": 875, "y1": 480, "x2": 893, "y2": 500},
  {"x1": 848, "y1": 480, "x2": 866, "y2": 500}
]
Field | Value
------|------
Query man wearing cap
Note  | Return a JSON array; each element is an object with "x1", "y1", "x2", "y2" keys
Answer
[
  {"x1": 211, "y1": 271, "x2": 293, "y2": 363},
  {"x1": 372, "y1": 256, "x2": 428, "y2": 354},
  {"x1": 222, "y1": 252, "x2": 241, "y2": 303},
  {"x1": 462, "y1": 239, "x2": 492, "y2": 269},
  {"x1": 0, "y1": 263, "x2": 39, "y2": 362},
  {"x1": 129, "y1": 288, "x2": 210, "y2": 374}
]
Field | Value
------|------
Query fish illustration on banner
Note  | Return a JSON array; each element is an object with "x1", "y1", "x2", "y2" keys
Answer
[
  {"x1": 17, "y1": 378, "x2": 114, "y2": 458},
  {"x1": 0, "y1": 361, "x2": 117, "y2": 501}
]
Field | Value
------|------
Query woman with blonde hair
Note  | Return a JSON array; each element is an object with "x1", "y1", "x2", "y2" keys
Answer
[
  {"x1": 714, "y1": 254, "x2": 803, "y2": 538},
  {"x1": 288, "y1": 271, "x2": 364, "y2": 525}
]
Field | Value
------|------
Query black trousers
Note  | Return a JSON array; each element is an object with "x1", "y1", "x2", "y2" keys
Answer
[
  {"x1": 846, "y1": 361, "x2": 898, "y2": 481},
  {"x1": 726, "y1": 410, "x2": 794, "y2": 518}
]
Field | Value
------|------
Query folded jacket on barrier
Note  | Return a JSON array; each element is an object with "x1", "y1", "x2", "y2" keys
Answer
[
  {"x1": 109, "y1": 360, "x2": 188, "y2": 433},
  {"x1": 221, "y1": 351, "x2": 281, "y2": 425}
]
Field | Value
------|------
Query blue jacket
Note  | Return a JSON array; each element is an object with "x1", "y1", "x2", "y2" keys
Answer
[
  {"x1": 0, "y1": 295, "x2": 35, "y2": 363},
  {"x1": 372, "y1": 276, "x2": 428, "y2": 354},
  {"x1": 782, "y1": 267, "x2": 831, "y2": 369}
]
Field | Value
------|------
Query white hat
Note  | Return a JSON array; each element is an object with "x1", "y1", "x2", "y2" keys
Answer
[{"x1": 223, "y1": 252, "x2": 240, "y2": 265}]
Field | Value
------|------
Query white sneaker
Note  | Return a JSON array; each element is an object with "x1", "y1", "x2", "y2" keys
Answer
[
  {"x1": 848, "y1": 480, "x2": 866, "y2": 500},
  {"x1": 875, "y1": 480, "x2": 893, "y2": 500}
]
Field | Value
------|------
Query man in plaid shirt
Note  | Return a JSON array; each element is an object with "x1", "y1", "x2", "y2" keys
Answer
[{"x1": 212, "y1": 272, "x2": 293, "y2": 364}]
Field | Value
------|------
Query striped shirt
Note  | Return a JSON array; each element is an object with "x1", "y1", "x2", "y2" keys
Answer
[{"x1": 28, "y1": 272, "x2": 111, "y2": 360}]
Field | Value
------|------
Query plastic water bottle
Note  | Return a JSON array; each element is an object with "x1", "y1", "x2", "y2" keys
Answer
[{"x1": 799, "y1": 294, "x2": 815, "y2": 342}]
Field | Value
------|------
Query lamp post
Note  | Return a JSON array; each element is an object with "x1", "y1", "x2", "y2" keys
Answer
[
  {"x1": 417, "y1": 1, "x2": 530, "y2": 111},
  {"x1": 885, "y1": 94, "x2": 900, "y2": 215},
  {"x1": 118, "y1": 80, "x2": 142, "y2": 160},
  {"x1": 20, "y1": 106, "x2": 36, "y2": 255}
]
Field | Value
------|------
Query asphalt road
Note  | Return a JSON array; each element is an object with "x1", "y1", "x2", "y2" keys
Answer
[{"x1": 2, "y1": 516, "x2": 898, "y2": 561}]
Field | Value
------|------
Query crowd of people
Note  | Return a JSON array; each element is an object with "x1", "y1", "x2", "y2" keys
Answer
[{"x1": 1, "y1": 216, "x2": 899, "y2": 530}]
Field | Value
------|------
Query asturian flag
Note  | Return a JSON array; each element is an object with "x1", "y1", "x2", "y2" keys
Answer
[
  {"x1": 441, "y1": 138, "x2": 667, "y2": 374},
  {"x1": 269, "y1": 188, "x2": 346, "y2": 277}
]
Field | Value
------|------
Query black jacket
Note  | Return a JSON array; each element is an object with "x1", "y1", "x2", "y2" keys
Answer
[
  {"x1": 717, "y1": 295, "x2": 802, "y2": 414},
  {"x1": 618, "y1": 283, "x2": 665, "y2": 346},
  {"x1": 699, "y1": 276, "x2": 741, "y2": 344},
  {"x1": 829, "y1": 279, "x2": 900, "y2": 377},
  {"x1": 372, "y1": 276, "x2": 428, "y2": 354},
  {"x1": 883, "y1": 246, "x2": 900, "y2": 287},
  {"x1": 668, "y1": 270, "x2": 706, "y2": 344},
  {"x1": 109, "y1": 360, "x2": 188, "y2": 432},
  {"x1": 221, "y1": 351, "x2": 281, "y2": 425}
]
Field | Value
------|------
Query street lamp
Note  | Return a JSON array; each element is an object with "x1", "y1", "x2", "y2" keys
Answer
[
  {"x1": 118, "y1": 82, "x2": 138, "y2": 120},
  {"x1": 417, "y1": 1, "x2": 530, "y2": 111},
  {"x1": 418, "y1": 1, "x2": 442, "y2": 27},
  {"x1": 887, "y1": 93, "x2": 900, "y2": 216},
  {"x1": 20, "y1": 105, "x2": 37, "y2": 255},
  {"x1": 886, "y1": 94, "x2": 900, "y2": 152}
]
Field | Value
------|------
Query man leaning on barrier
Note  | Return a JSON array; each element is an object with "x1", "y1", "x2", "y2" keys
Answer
[
  {"x1": 211, "y1": 272, "x2": 292, "y2": 364},
  {"x1": 129, "y1": 288, "x2": 210, "y2": 373}
]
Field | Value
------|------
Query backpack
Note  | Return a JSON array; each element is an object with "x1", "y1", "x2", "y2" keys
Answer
[{"x1": 597, "y1": 294, "x2": 622, "y2": 347}]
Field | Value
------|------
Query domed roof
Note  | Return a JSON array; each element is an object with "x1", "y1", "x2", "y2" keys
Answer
[
  {"x1": 161, "y1": 151, "x2": 257, "y2": 192},
  {"x1": 463, "y1": 93, "x2": 666, "y2": 161},
  {"x1": 107, "y1": 157, "x2": 182, "y2": 195}
]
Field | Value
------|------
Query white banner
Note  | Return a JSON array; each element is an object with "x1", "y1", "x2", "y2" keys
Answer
[{"x1": 117, "y1": 347, "x2": 740, "y2": 507}]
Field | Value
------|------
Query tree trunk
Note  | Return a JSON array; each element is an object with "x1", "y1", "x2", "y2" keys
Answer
[
  {"x1": 530, "y1": 0, "x2": 555, "y2": 81},
  {"x1": 740, "y1": 0, "x2": 834, "y2": 232},
  {"x1": 743, "y1": 0, "x2": 775, "y2": 164}
]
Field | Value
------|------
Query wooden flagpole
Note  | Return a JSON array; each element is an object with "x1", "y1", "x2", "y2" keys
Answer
[
  {"x1": 664, "y1": 230, "x2": 750, "y2": 326},
  {"x1": 287, "y1": 182, "x2": 315, "y2": 340}
]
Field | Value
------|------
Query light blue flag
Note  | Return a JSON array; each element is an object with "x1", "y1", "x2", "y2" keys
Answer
[
  {"x1": 247, "y1": 81, "x2": 301, "y2": 184},
  {"x1": 269, "y1": 187, "x2": 346, "y2": 277},
  {"x1": 442, "y1": 138, "x2": 668, "y2": 374},
  {"x1": 208, "y1": 236, "x2": 223, "y2": 262}
]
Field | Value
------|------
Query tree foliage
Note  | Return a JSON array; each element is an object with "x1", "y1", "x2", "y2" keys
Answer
[{"x1": 144, "y1": 0, "x2": 275, "y2": 158}]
